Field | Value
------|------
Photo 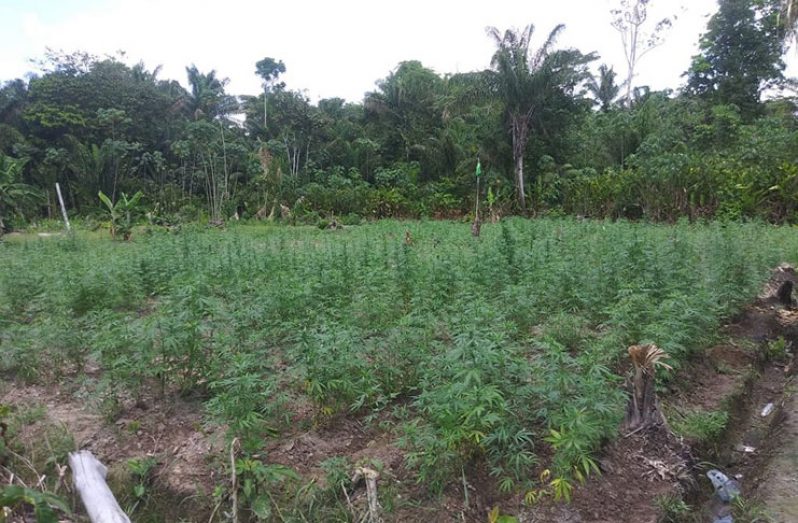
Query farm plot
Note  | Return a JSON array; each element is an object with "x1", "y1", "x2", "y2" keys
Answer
[{"x1": 1, "y1": 218, "x2": 797, "y2": 521}]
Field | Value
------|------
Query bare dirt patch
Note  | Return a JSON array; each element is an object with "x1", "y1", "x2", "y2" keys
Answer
[{"x1": 1, "y1": 382, "x2": 218, "y2": 520}]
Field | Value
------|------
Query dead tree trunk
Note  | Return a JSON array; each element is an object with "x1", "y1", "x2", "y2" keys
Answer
[
  {"x1": 624, "y1": 344, "x2": 671, "y2": 432},
  {"x1": 777, "y1": 280, "x2": 794, "y2": 306}
]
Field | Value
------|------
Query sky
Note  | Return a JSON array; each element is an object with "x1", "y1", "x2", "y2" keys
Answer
[{"x1": 0, "y1": 0, "x2": 794, "y2": 103}]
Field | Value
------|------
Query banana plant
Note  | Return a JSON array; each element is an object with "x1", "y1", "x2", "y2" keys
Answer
[
  {"x1": 98, "y1": 190, "x2": 143, "y2": 240},
  {"x1": 0, "y1": 155, "x2": 41, "y2": 235}
]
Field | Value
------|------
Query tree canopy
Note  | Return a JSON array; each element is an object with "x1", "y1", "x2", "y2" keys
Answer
[{"x1": 0, "y1": 0, "x2": 797, "y2": 229}]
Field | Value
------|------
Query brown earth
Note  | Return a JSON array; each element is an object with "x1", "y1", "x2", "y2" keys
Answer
[{"x1": 0, "y1": 382, "x2": 218, "y2": 521}]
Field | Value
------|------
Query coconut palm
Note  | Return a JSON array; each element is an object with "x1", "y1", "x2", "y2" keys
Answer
[
  {"x1": 184, "y1": 65, "x2": 237, "y2": 120},
  {"x1": 587, "y1": 65, "x2": 621, "y2": 112}
]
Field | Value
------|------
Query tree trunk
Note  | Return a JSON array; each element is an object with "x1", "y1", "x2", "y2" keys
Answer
[
  {"x1": 352, "y1": 467, "x2": 382, "y2": 523},
  {"x1": 515, "y1": 153, "x2": 526, "y2": 212},
  {"x1": 263, "y1": 89, "x2": 269, "y2": 131},
  {"x1": 219, "y1": 120, "x2": 229, "y2": 215},
  {"x1": 511, "y1": 114, "x2": 529, "y2": 212}
]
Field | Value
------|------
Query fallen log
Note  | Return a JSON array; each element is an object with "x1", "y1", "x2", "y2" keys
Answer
[{"x1": 69, "y1": 450, "x2": 130, "y2": 523}]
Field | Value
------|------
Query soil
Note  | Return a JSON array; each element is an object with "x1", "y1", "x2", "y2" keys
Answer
[
  {"x1": 0, "y1": 382, "x2": 219, "y2": 521},
  {"x1": 754, "y1": 382, "x2": 798, "y2": 522},
  {"x1": 523, "y1": 427, "x2": 693, "y2": 523}
]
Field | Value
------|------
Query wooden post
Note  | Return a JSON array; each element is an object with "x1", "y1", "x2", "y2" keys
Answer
[
  {"x1": 472, "y1": 160, "x2": 481, "y2": 237},
  {"x1": 475, "y1": 174, "x2": 480, "y2": 219},
  {"x1": 69, "y1": 451, "x2": 130, "y2": 523},
  {"x1": 55, "y1": 183, "x2": 71, "y2": 232}
]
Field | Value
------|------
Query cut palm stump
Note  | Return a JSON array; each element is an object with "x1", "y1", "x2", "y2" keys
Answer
[{"x1": 624, "y1": 344, "x2": 672, "y2": 434}]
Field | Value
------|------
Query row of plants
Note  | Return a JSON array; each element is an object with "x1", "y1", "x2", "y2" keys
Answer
[{"x1": 1, "y1": 218, "x2": 796, "y2": 520}]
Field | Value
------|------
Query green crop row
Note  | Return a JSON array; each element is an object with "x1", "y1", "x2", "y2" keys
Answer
[{"x1": 1, "y1": 218, "x2": 796, "y2": 518}]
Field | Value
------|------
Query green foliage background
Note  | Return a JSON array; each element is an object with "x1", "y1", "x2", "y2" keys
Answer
[{"x1": 0, "y1": 0, "x2": 795, "y2": 227}]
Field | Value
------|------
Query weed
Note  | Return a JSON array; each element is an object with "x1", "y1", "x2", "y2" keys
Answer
[
  {"x1": 126, "y1": 419, "x2": 142, "y2": 434},
  {"x1": 732, "y1": 495, "x2": 773, "y2": 523},
  {"x1": 14, "y1": 404, "x2": 46, "y2": 425},
  {"x1": 670, "y1": 409, "x2": 729, "y2": 443},
  {"x1": 234, "y1": 454, "x2": 300, "y2": 520},
  {"x1": 126, "y1": 456, "x2": 158, "y2": 511},
  {"x1": 320, "y1": 456, "x2": 352, "y2": 494},
  {"x1": 655, "y1": 493, "x2": 692, "y2": 523},
  {"x1": 0, "y1": 485, "x2": 70, "y2": 522},
  {"x1": 765, "y1": 336, "x2": 789, "y2": 361},
  {"x1": 488, "y1": 505, "x2": 519, "y2": 523}
]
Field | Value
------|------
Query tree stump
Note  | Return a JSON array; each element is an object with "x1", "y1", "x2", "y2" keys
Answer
[
  {"x1": 351, "y1": 467, "x2": 382, "y2": 523},
  {"x1": 777, "y1": 280, "x2": 794, "y2": 306},
  {"x1": 624, "y1": 344, "x2": 672, "y2": 432},
  {"x1": 471, "y1": 216, "x2": 481, "y2": 237}
]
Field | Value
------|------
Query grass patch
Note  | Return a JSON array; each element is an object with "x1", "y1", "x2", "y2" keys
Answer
[{"x1": 670, "y1": 409, "x2": 730, "y2": 443}]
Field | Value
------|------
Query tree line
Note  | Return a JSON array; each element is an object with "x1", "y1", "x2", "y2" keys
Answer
[{"x1": 1, "y1": 0, "x2": 797, "y2": 229}]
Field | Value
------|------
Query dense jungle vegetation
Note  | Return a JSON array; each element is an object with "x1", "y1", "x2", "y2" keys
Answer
[{"x1": 1, "y1": 0, "x2": 797, "y2": 230}]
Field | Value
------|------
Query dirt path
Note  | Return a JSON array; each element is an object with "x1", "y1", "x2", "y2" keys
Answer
[
  {"x1": 519, "y1": 265, "x2": 798, "y2": 522},
  {"x1": 755, "y1": 371, "x2": 798, "y2": 522}
]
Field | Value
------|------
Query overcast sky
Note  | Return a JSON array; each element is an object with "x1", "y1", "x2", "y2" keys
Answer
[{"x1": 1, "y1": 0, "x2": 794, "y2": 103}]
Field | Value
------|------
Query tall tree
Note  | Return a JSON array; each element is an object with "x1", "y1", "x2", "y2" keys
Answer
[
  {"x1": 267, "y1": 90, "x2": 320, "y2": 178},
  {"x1": 611, "y1": 0, "x2": 673, "y2": 105},
  {"x1": 365, "y1": 61, "x2": 446, "y2": 179},
  {"x1": 486, "y1": 24, "x2": 594, "y2": 211},
  {"x1": 255, "y1": 57, "x2": 286, "y2": 130},
  {"x1": 685, "y1": 0, "x2": 785, "y2": 119}
]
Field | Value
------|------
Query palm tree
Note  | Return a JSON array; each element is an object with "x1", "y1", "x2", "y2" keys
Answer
[
  {"x1": 587, "y1": 65, "x2": 621, "y2": 112},
  {"x1": 131, "y1": 62, "x2": 163, "y2": 84},
  {"x1": 0, "y1": 155, "x2": 41, "y2": 234},
  {"x1": 486, "y1": 24, "x2": 593, "y2": 211},
  {"x1": 184, "y1": 65, "x2": 237, "y2": 120}
]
